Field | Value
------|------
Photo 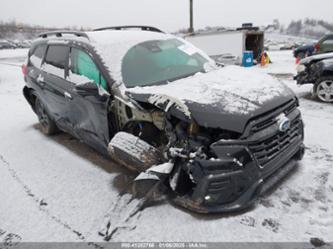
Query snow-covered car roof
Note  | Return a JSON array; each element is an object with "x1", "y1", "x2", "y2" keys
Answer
[
  {"x1": 86, "y1": 30, "x2": 175, "y2": 83},
  {"x1": 85, "y1": 30, "x2": 214, "y2": 84},
  {"x1": 32, "y1": 30, "x2": 214, "y2": 85}
]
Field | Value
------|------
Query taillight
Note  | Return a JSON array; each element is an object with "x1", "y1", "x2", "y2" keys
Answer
[
  {"x1": 22, "y1": 64, "x2": 27, "y2": 76},
  {"x1": 315, "y1": 43, "x2": 320, "y2": 52}
]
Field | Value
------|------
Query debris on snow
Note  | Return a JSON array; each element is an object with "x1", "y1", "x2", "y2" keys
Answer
[
  {"x1": 240, "y1": 216, "x2": 256, "y2": 227},
  {"x1": 310, "y1": 237, "x2": 327, "y2": 247},
  {"x1": 262, "y1": 218, "x2": 280, "y2": 233}
]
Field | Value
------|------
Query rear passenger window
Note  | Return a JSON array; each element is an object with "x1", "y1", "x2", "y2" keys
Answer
[
  {"x1": 323, "y1": 36, "x2": 333, "y2": 45},
  {"x1": 68, "y1": 48, "x2": 107, "y2": 90},
  {"x1": 30, "y1": 45, "x2": 46, "y2": 68},
  {"x1": 43, "y1": 45, "x2": 69, "y2": 78}
]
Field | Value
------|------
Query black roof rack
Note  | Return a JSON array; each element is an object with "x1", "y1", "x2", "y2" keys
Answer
[
  {"x1": 38, "y1": 31, "x2": 89, "y2": 39},
  {"x1": 93, "y1": 26, "x2": 164, "y2": 33}
]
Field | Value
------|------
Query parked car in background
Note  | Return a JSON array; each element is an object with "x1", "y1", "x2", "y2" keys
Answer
[
  {"x1": 12, "y1": 39, "x2": 32, "y2": 48},
  {"x1": 22, "y1": 27, "x2": 304, "y2": 213},
  {"x1": 293, "y1": 43, "x2": 315, "y2": 59},
  {"x1": 315, "y1": 34, "x2": 333, "y2": 54},
  {"x1": 0, "y1": 40, "x2": 17, "y2": 49},
  {"x1": 295, "y1": 52, "x2": 333, "y2": 103},
  {"x1": 294, "y1": 34, "x2": 333, "y2": 60}
]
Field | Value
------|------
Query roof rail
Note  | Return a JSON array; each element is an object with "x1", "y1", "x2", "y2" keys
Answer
[
  {"x1": 93, "y1": 26, "x2": 164, "y2": 33},
  {"x1": 38, "y1": 31, "x2": 89, "y2": 39}
]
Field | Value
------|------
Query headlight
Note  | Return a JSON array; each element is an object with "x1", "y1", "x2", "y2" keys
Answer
[
  {"x1": 296, "y1": 64, "x2": 306, "y2": 73},
  {"x1": 210, "y1": 144, "x2": 253, "y2": 167},
  {"x1": 187, "y1": 122, "x2": 200, "y2": 136}
]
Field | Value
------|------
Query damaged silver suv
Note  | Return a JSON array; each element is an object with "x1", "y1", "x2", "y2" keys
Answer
[{"x1": 22, "y1": 26, "x2": 305, "y2": 213}]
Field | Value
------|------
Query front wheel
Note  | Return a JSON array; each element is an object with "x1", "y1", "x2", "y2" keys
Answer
[
  {"x1": 35, "y1": 97, "x2": 58, "y2": 135},
  {"x1": 314, "y1": 77, "x2": 333, "y2": 103}
]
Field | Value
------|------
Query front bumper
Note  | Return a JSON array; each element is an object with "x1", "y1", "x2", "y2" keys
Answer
[
  {"x1": 173, "y1": 108, "x2": 305, "y2": 213},
  {"x1": 294, "y1": 71, "x2": 312, "y2": 85},
  {"x1": 173, "y1": 143, "x2": 304, "y2": 213},
  {"x1": 294, "y1": 62, "x2": 324, "y2": 85}
]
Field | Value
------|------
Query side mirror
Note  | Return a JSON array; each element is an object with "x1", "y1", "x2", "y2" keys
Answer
[
  {"x1": 74, "y1": 82, "x2": 110, "y2": 101},
  {"x1": 74, "y1": 82, "x2": 99, "y2": 96},
  {"x1": 216, "y1": 62, "x2": 225, "y2": 68}
]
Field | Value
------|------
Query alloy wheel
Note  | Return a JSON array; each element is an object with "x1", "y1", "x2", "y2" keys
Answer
[{"x1": 317, "y1": 80, "x2": 333, "y2": 103}]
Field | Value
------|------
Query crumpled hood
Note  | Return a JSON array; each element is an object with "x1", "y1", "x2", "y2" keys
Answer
[
  {"x1": 320, "y1": 58, "x2": 333, "y2": 67},
  {"x1": 300, "y1": 52, "x2": 333, "y2": 65},
  {"x1": 127, "y1": 66, "x2": 295, "y2": 133}
]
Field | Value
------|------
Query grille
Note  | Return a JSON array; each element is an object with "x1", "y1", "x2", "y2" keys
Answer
[
  {"x1": 250, "y1": 101, "x2": 298, "y2": 134},
  {"x1": 249, "y1": 116, "x2": 302, "y2": 167}
]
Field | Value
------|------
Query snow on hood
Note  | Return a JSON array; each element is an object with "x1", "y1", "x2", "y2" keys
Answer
[{"x1": 128, "y1": 65, "x2": 293, "y2": 116}]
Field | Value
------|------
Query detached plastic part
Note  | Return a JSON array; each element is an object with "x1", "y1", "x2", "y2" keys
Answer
[{"x1": 135, "y1": 162, "x2": 174, "y2": 181}]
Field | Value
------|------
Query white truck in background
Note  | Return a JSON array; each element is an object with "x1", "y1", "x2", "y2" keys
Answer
[{"x1": 183, "y1": 27, "x2": 264, "y2": 65}]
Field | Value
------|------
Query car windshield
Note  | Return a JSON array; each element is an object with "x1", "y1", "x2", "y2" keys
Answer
[{"x1": 121, "y1": 38, "x2": 213, "y2": 88}]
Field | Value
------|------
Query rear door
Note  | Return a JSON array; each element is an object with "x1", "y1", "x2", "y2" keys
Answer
[
  {"x1": 26, "y1": 44, "x2": 47, "y2": 94},
  {"x1": 65, "y1": 47, "x2": 111, "y2": 153},
  {"x1": 41, "y1": 44, "x2": 72, "y2": 132}
]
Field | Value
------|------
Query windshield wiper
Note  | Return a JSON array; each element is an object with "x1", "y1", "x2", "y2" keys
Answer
[{"x1": 145, "y1": 71, "x2": 204, "y2": 87}]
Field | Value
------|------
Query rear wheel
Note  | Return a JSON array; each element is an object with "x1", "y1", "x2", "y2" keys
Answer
[
  {"x1": 35, "y1": 97, "x2": 58, "y2": 135},
  {"x1": 314, "y1": 77, "x2": 333, "y2": 103}
]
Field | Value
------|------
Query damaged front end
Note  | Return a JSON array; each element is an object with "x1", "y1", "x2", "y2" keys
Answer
[
  {"x1": 108, "y1": 95, "x2": 305, "y2": 214},
  {"x1": 295, "y1": 62, "x2": 324, "y2": 85}
]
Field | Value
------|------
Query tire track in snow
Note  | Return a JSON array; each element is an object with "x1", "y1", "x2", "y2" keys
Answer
[
  {"x1": 98, "y1": 193, "x2": 139, "y2": 241},
  {"x1": 0, "y1": 154, "x2": 103, "y2": 248},
  {"x1": 256, "y1": 144, "x2": 333, "y2": 237},
  {"x1": 98, "y1": 181, "x2": 164, "y2": 241},
  {"x1": 0, "y1": 228, "x2": 22, "y2": 246}
]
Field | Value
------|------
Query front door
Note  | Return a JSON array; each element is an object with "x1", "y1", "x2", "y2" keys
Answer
[{"x1": 65, "y1": 47, "x2": 111, "y2": 153}]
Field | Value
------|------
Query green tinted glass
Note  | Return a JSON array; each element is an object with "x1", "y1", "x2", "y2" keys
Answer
[
  {"x1": 71, "y1": 48, "x2": 107, "y2": 90},
  {"x1": 122, "y1": 39, "x2": 209, "y2": 88}
]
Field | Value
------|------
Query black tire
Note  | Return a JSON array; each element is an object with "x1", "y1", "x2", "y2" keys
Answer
[
  {"x1": 314, "y1": 76, "x2": 333, "y2": 103},
  {"x1": 35, "y1": 97, "x2": 58, "y2": 135}
]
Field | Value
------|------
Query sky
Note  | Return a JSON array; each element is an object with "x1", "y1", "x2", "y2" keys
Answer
[{"x1": 1, "y1": 0, "x2": 333, "y2": 32}]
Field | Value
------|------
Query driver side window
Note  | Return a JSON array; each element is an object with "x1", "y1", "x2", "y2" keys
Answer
[
  {"x1": 69, "y1": 48, "x2": 107, "y2": 90},
  {"x1": 323, "y1": 36, "x2": 333, "y2": 45}
]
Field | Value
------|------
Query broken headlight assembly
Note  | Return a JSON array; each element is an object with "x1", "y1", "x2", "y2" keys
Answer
[
  {"x1": 189, "y1": 144, "x2": 254, "y2": 179},
  {"x1": 172, "y1": 143, "x2": 256, "y2": 209},
  {"x1": 296, "y1": 64, "x2": 306, "y2": 73}
]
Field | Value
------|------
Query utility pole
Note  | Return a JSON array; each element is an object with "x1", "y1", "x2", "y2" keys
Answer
[{"x1": 189, "y1": 0, "x2": 194, "y2": 33}]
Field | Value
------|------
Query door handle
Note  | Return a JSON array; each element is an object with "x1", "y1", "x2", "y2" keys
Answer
[{"x1": 64, "y1": 91, "x2": 72, "y2": 100}]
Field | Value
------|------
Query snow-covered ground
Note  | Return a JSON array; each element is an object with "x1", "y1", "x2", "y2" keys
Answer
[{"x1": 0, "y1": 49, "x2": 332, "y2": 243}]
